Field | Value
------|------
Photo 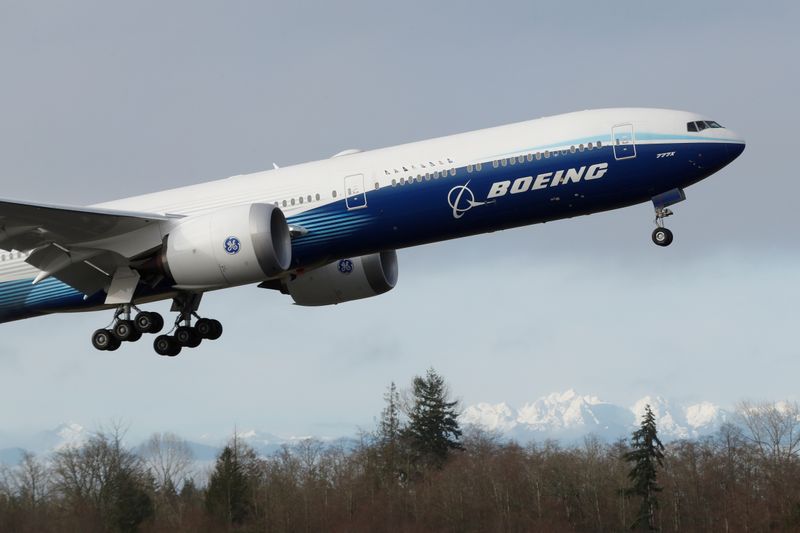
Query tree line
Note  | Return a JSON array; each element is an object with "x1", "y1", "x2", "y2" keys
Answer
[{"x1": 1, "y1": 369, "x2": 800, "y2": 532}]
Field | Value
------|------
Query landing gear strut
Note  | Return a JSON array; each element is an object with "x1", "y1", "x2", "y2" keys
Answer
[{"x1": 152, "y1": 293, "x2": 223, "y2": 357}]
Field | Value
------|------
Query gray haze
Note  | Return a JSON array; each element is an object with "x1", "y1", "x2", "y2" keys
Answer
[{"x1": 0, "y1": 1, "x2": 797, "y2": 441}]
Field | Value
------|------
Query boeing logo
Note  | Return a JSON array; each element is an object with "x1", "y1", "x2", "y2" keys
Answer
[
  {"x1": 447, "y1": 181, "x2": 488, "y2": 219},
  {"x1": 487, "y1": 163, "x2": 609, "y2": 199},
  {"x1": 448, "y1": 163, "x2": 609, "y2": 219}
]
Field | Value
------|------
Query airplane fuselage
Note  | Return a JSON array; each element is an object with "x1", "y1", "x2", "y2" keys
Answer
[{"x1": 0, "y1": 108, "x2": 745, "y2": 323}]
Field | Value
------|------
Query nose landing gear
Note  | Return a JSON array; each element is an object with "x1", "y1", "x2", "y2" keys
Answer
[
  {"x1": 652, "y1": 208, "x2": 674, "y2": 247},
  {"x1": 650, "y1": 188, "x2": 685, "y2": 247}
]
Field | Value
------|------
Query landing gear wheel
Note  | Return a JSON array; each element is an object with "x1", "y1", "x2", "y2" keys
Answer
[
  {"x1": 208, "y1": 319, "x2": 223, "y2": 340},
  {"x1": 154, "y1": 335, "x2": 181, "y2": 357},
  {"x1": 92, "y1": 329, "x2": 114, "y2": 351},
  {"x1": 106, "y1": 338, "x2": 121, "y2": 351},
  {"x1": 135, "y1": 312, "x2": 163, "y2": 334},
  {"x1": 113, "y1": 320, "x2": 137, "y2": 342},
  {"x1": 652, "y1": 227, "x2": 673, "y2": 247},
  {"x1": 175, "y1": 326, "x2": 202, "y2": 348},
  {"x1": 152, "y1": 313, "x2": 164, "y2": 333},
  {"x1": 195, "y1": 318, "x2": 215, "y2": 339}
]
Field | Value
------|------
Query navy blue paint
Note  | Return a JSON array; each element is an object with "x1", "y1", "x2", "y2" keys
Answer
[{"x1": 0, "y1": 139, "x2": 743, "y2": 322}]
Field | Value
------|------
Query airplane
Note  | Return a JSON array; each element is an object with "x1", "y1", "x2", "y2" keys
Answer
[{"x1": 0, "y1": 108, "x2": 744, "y2": 356}]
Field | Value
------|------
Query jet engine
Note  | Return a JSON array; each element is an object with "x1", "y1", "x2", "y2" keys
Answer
[
  {"x1": 272, "y1": 251, "x2": 398, "y2": 306},
  {"x1": 162, "y1": 203, "x2": 292, "y2": 289}
]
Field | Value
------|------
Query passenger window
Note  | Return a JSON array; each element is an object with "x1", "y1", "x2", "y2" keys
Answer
[
  {"x1": 535, "y1": 152, "x2": 541, "y2": 160},
  {"x1": 374, "y1": 183, "x2": 379, "y2": 190},
  {"x1": 399, "y1": 177, "x2": 405, "y2": 185},
  {"x1": 579, "y1": 144, "x2": 584, "y2": 152},
  {"x1": 492, "y1": 160, "x2": 499, "y2": 168},
  {"x1": 587, "y1": 142, "x2": 593, "y2": 150},
  {"x1": 315, "y1": 193, "x2": 321, "y2": 201},
  {"x1": 291, "y1": 198, "x2": 296, "y2": 206},
  {"x1": 501, "y1": 159, "x2": 508, "y2": 167},
  {"x1": 282, "y1": 200, "x2": 287, "y2": 207},
  {"x1": 391, "y1": 179, "x2": 397, "y2": 186},
  {"x1": 518, "y1": 156, "x2": 525, "y2": 164},
  {"x1": 509, "y1": 157, "x2": 515, "y2": 166},
  {"x1": 467, "y1": 164, "x2": 473, "y2": 173},
  {"x1": 450, "y1": 168, "x2": 456, "y2": 176},
  {"x1": 597, "y1": 141, "x2": 602, "y2": 148},
  {"x1": 332, "y1": 190, "x2": 338, "y2": 198},
  {"x1": 299, "y1": 197, "x2": 304, "y2": 204},
  {"x1": 544, "y1": 150, "x2": 550, "y2": 158},
  {"x1": 570, "y1": 146, "x2": 576, "y2": 154},
  {"x1": 476, "y1": 162, "x2": 482, "y2": 171}
]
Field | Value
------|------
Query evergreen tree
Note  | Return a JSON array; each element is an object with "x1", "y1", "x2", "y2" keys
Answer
[
  {"x1": 624, "y1": 404, "x2": 665, "y2": 531},
  {"x1": 204, "y1": 438, "x2": 255, "y2": 526},
  {"x1": 376, "y1": 382, "x2": 403, "y2": 484},
  {"x1": 403, "y1": 368, "x2": 463, "y2": 469}
]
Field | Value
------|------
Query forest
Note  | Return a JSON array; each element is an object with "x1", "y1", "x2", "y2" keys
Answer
[{"x1": 1, "y1": 368, "x2": 799, "y2": 532}]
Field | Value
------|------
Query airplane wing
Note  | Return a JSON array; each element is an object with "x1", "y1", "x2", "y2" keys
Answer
[{"x1": 0, "y1": 198, "x2": 179, "y2": 299}]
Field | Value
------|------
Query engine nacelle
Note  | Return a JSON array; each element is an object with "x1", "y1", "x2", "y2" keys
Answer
[
  {"x1": 163, "y1": 203, "x2": 292, "y2": 289},
  {"x1": 282, "y1": 251, "x2": 398, "y2": 306}
]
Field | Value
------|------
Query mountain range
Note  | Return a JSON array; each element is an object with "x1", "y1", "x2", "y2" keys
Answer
[
  {"x1": 461, "y1": 389, "x2": 730, "y2": 442},
  {"x1": 0, "y1": 390, "x2": 733, "y2": 465}
]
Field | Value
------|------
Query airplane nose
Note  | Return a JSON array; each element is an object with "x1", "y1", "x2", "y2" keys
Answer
[{"x1": 726, "y1": 137, "x2": 746, "y2": 160}]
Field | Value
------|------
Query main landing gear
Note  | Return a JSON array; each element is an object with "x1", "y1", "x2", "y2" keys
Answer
[
  {"x1": 91, "y1": 294, "x2": 223, "y2": 357},
  {"x1": 92, "y1": 305, "x2": 164, "y2": 352}
]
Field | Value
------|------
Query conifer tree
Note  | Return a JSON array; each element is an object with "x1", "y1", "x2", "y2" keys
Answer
[
  {"x1": 403, "y1": 368, "x2": 463, "y2": 469},
  {"x1": 624, "y1": 404, "x2": 665, "y2": 531},
  {"x1": 204, "y1": 437, "x2": 255, "y2": 526},
  {"x1": 377, "y1": 382, "x2": 402, "y2": 482}
]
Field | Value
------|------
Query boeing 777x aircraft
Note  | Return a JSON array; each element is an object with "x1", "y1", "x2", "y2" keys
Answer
[{"x1": 0, "y1": 108, "x2": 744, "y2": 356}]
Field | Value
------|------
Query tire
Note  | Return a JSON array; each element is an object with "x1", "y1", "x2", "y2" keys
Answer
[
  {"x1": 208, "y1": 319, "x2": 223, "y2": 340},
  {"x1": 92, "y1": 329, "x2": 114, "y2": 351},
  {"x1": 154, "y1": 335, "x2": 178, "y2": 356},
  {"x1": 151, "y1": 313, "x2": 164, "y2": 334},
  {"x1": 195, "y1": 318, "x2": 214, "y2": 339},
  {"x1": 652, "y1": 227, "x2": 674, "y2": 247},
  {"x1": 175, "y1": 326, "x2": 202, "y2": 348},
  {"x1": 113, "y1": 320, "x2": 136, "y2": 341},
  {"x1": 134, "y1": 312, "x2": 155, "y2": 334},
  {"x1": 107, "y1": 338, "x2": 121, "y2": 352}
]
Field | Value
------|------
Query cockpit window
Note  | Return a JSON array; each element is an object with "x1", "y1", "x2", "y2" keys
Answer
[{"x1": 688, "y1": 120, "x2": 723, "y2": 132}]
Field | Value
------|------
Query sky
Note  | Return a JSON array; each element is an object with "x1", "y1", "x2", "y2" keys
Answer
[{"x1": 0, "y1": 0, "x2": 798, "y2": 443}]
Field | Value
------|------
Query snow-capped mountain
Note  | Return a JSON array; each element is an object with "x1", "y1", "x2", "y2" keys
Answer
[{"x1": 462, "y1": 390, "x2": 729, "y2": 442}]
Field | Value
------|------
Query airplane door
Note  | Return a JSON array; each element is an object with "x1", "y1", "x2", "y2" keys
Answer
[
  {"x1": 344, "y1": 173, "x2": 367, "y2": 210},
  {"x1": 612, "y1": 124, "x2": 636, "y2": 160}
]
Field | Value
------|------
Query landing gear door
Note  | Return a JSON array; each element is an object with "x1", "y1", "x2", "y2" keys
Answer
[
  {"x1": 612, "y1": 124, "x2": 636, "y2": 160},
  {"x1": 344, "y1": 173, "x2": 367, "y2": 210}
]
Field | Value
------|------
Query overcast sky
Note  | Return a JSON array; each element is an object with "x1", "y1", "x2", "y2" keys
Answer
[{"x1": 0, "y1": 1, "x2": 797, "y2": 442}]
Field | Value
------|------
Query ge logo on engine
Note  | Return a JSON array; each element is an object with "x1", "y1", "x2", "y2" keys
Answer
[
  {"x1": 338, "y1": 259, "x2": 354, "y2": 274},
  {"x1": 224, "y1": 236, "x2": 241, "y2": 255}
]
